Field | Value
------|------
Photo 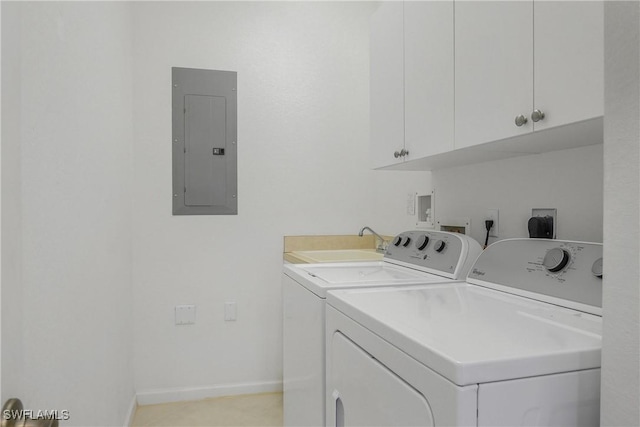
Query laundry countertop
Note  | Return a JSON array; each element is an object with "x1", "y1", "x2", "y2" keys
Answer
[{"x1": 283, "y1": 234, "x2": 388, "y2": 264}]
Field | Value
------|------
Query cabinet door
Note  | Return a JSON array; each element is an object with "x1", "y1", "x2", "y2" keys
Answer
[
  {"x1": 533, "y1": 1, "x2": 604, "y2": 131},
  {"x1": 404, "y1": 1, "x2": 454, "y2": 159},
  {"x1": 370, "y1": 2, "x2": 404, "y2": 169},
  {"x1": 455, "y1": 1, "x2": 534, "y2": 149}
]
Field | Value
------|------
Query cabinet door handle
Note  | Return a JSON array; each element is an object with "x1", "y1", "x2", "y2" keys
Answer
[
  {"x1": 514, "y1": 114, "x2": 528, "y2": 127},
  {"x1": 394, "y1": 149, "x2": 409, "y2": 159},
  {"x1": 531, "y1": 109, "x2": 545, "y2": 122}
]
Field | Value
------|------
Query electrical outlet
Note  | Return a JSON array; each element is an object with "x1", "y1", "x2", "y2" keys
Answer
[{"x1": 486, "y1": 209, "x2": 499, "y2": 238}]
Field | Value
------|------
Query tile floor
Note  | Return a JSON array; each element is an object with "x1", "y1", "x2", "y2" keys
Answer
[{"x1": 131, "y1": 392, "x2": 283, "y2": 427}]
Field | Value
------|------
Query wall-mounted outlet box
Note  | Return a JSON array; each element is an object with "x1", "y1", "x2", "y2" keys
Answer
[
  {"x1": 437, "y1": 217, "x2": 470, "y2": 235},
  {"x1": 531, "y1": 208, "x2": 557, "y2": 239},
  {"x1": 175, "y1": 304, "x2": 196, "y2": 325},
  {"x1": 416, "y1": 190, "x2": 435, "y2": 229}
]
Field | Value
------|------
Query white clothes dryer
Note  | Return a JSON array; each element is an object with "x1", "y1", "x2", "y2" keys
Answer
[
  {"x1": 282, "y1": 230, "x2": 483, "y2": 427},
  {"x1": 326, "y1": 238, "x2": 603, "y2": 427}
]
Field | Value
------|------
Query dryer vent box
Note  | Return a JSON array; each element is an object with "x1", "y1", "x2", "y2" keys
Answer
[
  {"x1": 437, "y1": 218, "x2": 470, "y2": 235},
  {"x1": 172, "y1": 67, "x2": 237, "y2": 215}
]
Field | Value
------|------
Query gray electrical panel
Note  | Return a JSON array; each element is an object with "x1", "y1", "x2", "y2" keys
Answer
[{"x1": 172, "y1": 67, "x2": 237, "y2": 215}]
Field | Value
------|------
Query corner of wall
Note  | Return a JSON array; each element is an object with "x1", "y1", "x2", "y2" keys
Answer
[
  {"x1": 601, "y1": 2, "x2": 640, "y2": 426},
  {"x1": 1, "y1": 0, "x2": 24, "y2": 402}
]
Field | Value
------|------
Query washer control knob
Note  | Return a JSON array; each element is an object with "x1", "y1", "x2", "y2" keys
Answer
[
  {"x1": 434, "y1": 240, "x2": 446, "y2": 253},
  {"x1": 543, "y1": 248, "x2": 570, "y2": 273},
  {"x1": 393, "y1": 236, "x2": 403, "y2": 247},
  {"x1": 591, "y1": 257, "x2": 603, "y2": 279},
  {"x1": 402, "y1": 237, "x2": 412, "y2": 247},
  {"x1": 416, "y1": 235, "x2": 429, "y2": 251}
]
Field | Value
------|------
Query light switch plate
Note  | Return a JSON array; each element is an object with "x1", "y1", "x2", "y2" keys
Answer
[{"x1": 224, "y1": 302, "x2": 237, "y2": 321}]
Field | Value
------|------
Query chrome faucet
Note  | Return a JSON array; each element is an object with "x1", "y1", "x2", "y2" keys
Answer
[{"x1": 358, "y1": 226, "x2": 388, "y2": 253}]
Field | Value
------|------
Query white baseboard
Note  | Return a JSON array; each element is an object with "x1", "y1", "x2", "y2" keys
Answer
[
  {"x1": 136, "y1": 380, "x2": 283, "y2": 406},
  {"x1": 124, "y1": 394, "x2": 137, "y2": 427}
]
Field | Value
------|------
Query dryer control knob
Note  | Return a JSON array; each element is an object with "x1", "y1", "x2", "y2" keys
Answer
[
  {"x1": 402, "y1": 237, "x2": 412, "y2": 247},
  {"x1": 416, "y1": 235, "x2": 429, "y2": 251},
  {"x1": 591, "y1": 257, "x2": 603, "y2": 279},
  {"x1": 434, "y1": 240, "x2": 446, "y2": 253},
  {"x1": 393, "y1": 236, "x2": 403, "y2": 247},
  {"x1": 543, "y1": 248, "x2": 570, "y2": 273}
]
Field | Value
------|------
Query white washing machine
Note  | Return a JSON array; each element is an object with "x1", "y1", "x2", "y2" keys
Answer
[
  {"x1": 282, "y1": 230, "x2": 483, "y2": 427},
  {"x1": 326, "y1": 238, "x2": 603, "y2": 427}
]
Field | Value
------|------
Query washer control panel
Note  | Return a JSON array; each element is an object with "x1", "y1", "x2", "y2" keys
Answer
[
  {"x1": 384, "y1": 230, "x2": 470, "y2": 276},
  {"x1": 468, "y1": 239, "x2": 603, "y2": 311}
]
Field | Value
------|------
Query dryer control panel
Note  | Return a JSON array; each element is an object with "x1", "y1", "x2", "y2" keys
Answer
[
  {"x1": 467, "y1": 239, "x2": 603, "y2": 314},
  {"x1": 384, "y1": 230, "x2": 482, "y2": 279}
]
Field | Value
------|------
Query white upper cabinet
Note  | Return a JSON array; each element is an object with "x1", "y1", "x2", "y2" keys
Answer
[
  {"x1": 533, "y1": 1, "x2": 604, "y2": 131},
  {"x1": 370, "y1": 1, "x2": 603, "y2": 170},
  {"x1": 370, "y1": 1, "x2": 454, "y2": 169},
  {"x1": 370, "y1": 2, "x2": 404, "y2": 169},
  {"x1": 454, "y1": 1, "x2": 534, "y2": 149},
  {"x1": 404, "y1": 1, "x2": 454, "y2": 160},
  {"x1": 455, "y1": 0, "x2": 603, "y2": 150}
]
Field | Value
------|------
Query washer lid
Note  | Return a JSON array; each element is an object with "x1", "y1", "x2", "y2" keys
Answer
[
  {"x1": 327, "y1": 283, "x2": 602, "y2": 386},
  {"x1": 283, "y1": 262, "x2": 456, "y2": 298}
]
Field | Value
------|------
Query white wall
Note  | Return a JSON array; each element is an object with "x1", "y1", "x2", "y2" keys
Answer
[
  {"x1": 131, "y1": 1, "x2": 428, "y2": 401},
  {"x1": 7, "y1": 2, "x2": 639, "y2": 424},
  {"x1": 3, "y1": 3, "x2": 638, "y2": 425},
  {"x1": 432, "y1": 144, "x2": 603, "y2": 245},
  {"x1": 601, "y1": 2, "x2": 640, "y2": 425},
  {"x1": 2, "y1": 3, "x2": 136, "y2": 425}
]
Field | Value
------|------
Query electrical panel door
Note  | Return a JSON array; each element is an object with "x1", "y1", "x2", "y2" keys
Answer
[{"x1": 172, "y1": 67, "x2": 237, "y2": 215}]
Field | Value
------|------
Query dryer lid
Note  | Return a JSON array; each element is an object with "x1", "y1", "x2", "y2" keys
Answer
[{"x1": 327, "y1": 283, "x2": 602, "y2": 386}]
